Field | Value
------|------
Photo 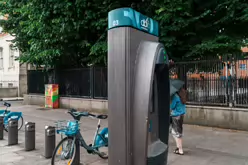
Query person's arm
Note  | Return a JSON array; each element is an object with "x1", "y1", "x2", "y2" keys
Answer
[{"x1": 170, "y1": 96, "x2": 179, "y2": 111}]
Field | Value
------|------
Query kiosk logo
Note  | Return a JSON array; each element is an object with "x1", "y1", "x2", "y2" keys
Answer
[{"x1": 140, "y1": 18, "x2": 149, "y2": 30}]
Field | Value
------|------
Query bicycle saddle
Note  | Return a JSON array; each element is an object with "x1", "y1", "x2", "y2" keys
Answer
[
  {"x1": 95, "y1": 114, "x2": 108, "y2": 119},
  {"x1": 4, "y1": 102, "x2": 11, "y2": 107}
]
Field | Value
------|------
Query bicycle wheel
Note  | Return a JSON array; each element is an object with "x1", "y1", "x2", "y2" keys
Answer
[
  {"x1": 96, "y1": 146, "x2": 108, "y2": 159},
  {"x1": 18, "y1": 116, "x2": 24, "y2": 130},
  {"x1": 95, "y1": 128, "x2": 108, "y2": 159},
  {"x1": 4, "y1": 124, "x2": 8, "y2": 132},
  {"x1": 51, "y1": 137, "x2": 76, "y2": 165},
  {"x1": 4, "y1": 116, "x2": 24, "y2": 132},
  {"x1": 95, "y1": 133, "x2": 108, "y2": 159}
]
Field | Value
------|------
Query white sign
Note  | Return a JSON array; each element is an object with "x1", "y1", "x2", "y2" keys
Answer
[
  {"x1": 124, "y1": 11, "x2": 129, "y2": 17},
  {"x1": 113, "y1": 20, "x2": 119, "y2": 26},
  {"x1": 141, "y1": 18, "x2": 149, "y2": 30}
]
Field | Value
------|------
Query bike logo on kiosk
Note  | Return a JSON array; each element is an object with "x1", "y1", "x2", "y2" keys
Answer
[{"x1": 140, "y1": 18, "x2": 149, "y2": 30}]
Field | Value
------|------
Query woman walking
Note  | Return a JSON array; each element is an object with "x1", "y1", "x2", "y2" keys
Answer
[{"x1": 170, "y1": 87, "x2": 187, "y2": 155}]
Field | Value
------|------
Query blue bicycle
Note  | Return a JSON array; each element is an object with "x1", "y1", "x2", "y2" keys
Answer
[
  {"x1": 0, "y1": 99, "x2": 23, "y2": 132},
  {"x1": 51, "y1": 109, "x2": 108, "y2": 165}
]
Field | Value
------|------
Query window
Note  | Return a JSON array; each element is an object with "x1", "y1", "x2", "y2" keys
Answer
[
  {"x1": 240, "y1": 64, "x2": 246, "y2": 70},
  {"x1": 8, "y1": 83, "x2": 13, "y2": 88},
  {"x1": 0, "y1": 47, "x2": 3, "y2": 68},
  {"x1": 9, "y1": 45, "x2": 15, "y2": 68}
]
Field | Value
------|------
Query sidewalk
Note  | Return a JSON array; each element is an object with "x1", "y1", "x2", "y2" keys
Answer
[
  {"x1": 0, "y1": 97, "x2": 23, "y2": 101},
  {"x1": 0, "y1": 102, "x2": 248, "y2": 165}
]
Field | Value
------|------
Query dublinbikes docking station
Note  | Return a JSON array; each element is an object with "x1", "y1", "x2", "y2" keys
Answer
[{"x1": 108, "y1": 8, "x2": 170, "y2": 165}]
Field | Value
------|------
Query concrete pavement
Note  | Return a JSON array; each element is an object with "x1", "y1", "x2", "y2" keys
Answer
[{"x1": 0, "y1": 102, "x2": 248, "y2": 165}]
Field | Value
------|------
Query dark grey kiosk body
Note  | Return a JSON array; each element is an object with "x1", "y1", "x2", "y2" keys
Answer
[{"x1": 108, "y1": 8, "x2": 171, "y2": 165}]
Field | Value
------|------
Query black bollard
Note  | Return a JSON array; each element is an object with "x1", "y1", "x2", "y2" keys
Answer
[
  {"x1": 25, "y1": 122, "x2": 36, "y2": 151},
  {"x1": 8, "y1": 118, "x2": 18, "y2": 145},
  {"x1": 44, "y1": 126, "x2": 56, "y2": 158}
]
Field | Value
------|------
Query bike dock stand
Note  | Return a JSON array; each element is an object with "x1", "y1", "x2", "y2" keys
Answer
[
  {"x1": 8, "y1": 119, "x2": 18, "y2": 145},
  {"x1": 0, "y1": 116, "x2": 3, "y2": 140},
  {"x1": 71, "y1": 140, "x2": 80, "y2": 165},
  {"x1": 44, "y1": 126, "x2": 56, "y2": 158},
  {"x1": 25, "y1": 122, "x2": 36, "y2": 151}
]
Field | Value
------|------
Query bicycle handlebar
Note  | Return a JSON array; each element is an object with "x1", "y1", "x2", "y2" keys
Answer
[
  {"x1": 67, "y1": 109, "x2": 90, "y2": 121},
  {"x1": 67, "y1": 109, "x2": 108, "y2": 120},
  {"x1": 0, "y1": 99, "x2": 11, "y2": 108}
]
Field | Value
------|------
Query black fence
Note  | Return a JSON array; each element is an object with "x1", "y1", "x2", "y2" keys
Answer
[
  {"x1": 27, "y1": 67, "x2": 107, "y2": 99},
  {"x1": 28, "y1": 57, "x2": 248, "y2": 107},
  {"x1": 171, "y1": 57, "x2": 248, "y2": 107}
]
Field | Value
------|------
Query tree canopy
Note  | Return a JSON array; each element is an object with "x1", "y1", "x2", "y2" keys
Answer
[{"x1": 0, "y1": 0, "x2": 248, "y2": 68}]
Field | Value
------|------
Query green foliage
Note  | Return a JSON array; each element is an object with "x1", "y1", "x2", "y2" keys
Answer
[
  {"x1": 1, "y1": 0, "x2": 248, "y2": 67},
  {"x1": 0, "y1": 0, "x2": 120, "y2": 68},
  {"x1": 153, "y1": 0, "x2": 248, "y2": 61}
]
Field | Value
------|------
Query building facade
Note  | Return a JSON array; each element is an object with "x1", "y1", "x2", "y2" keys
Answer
[{"x1": 0, "y1": 33, "x2": 20, "y2": 87}]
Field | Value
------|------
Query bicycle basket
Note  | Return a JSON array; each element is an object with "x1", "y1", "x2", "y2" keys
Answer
[{"x1": 55, "y1": 120, "x2": 79, "y2": 136}]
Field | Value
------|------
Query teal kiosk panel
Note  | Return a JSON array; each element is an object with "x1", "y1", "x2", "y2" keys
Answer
[{"x1": 108, "y1": 8, "x2": 159, "y2": 36}]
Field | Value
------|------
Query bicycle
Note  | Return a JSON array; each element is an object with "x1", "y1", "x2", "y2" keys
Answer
[
  {"x1": 0, "y1": 99, "x2": 24, "y2": 132},
  {"x1": 51, "y1": 109, "x2": 108, "y2": 165}
]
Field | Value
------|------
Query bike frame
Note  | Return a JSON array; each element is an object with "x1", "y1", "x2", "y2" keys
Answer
[
  {"x1": 76, "y1": 119, "x2": 107, "y2": 151},
  {"x1": 92, "y1": 119, "x2": 101, "y2": 146},
  {"x1": 92, "y1": 119, "x2": 108, "y2": 148},
  {"x1": 58, "y1": 113, "x2": 108, "y2": 159},
  {"x1": 0, "y1": 108, "x2": 22, "y2": 126},
  {"x1": 65, "y1": 121, "x2": 108, "y2": 158},
  {"x1": 0, "y1": 110, "x2": 10, "y2": 116},
  {"x1": 71, "y1": 119, "x2": 108, "y2": 153},
  {"x1": 3, "y1": 112, "x2": 22, "y2": 125},
  {"x1": 0, "y1": 104, "x2": 10, "y2": 115}
]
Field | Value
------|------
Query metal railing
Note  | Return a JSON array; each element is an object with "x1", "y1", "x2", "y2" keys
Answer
[
  {"x1": 171, "y1": 56, "x2": 248, "y2": 107},
  {"x1": 27, "y1": 67, "x2": 108, "y2": 99},
  {"x1": 27, "y1": 57, "x2": 248, "y2": 107}
]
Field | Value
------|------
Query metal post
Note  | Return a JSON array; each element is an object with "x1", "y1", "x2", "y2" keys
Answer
[
  {"x1": 71, "y1": 139, "x2": 80, "y2": 165},
  {"x1": 44, "y1": 126, "x2": 56, "y2": 158},
  {"x1": 25, "y1": 122, "x2": 35, "y2": 151},
  {"x1": 0, "y1": 116, "x2": 4, "y2": 140},
  {"x1": 8, "y1": 118, "x2": 18, "y2": 145}
]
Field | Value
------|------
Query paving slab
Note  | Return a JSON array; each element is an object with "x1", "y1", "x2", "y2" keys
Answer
[{"x1": 0, "y1": 102, "x2": 248, "y2": 165}]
